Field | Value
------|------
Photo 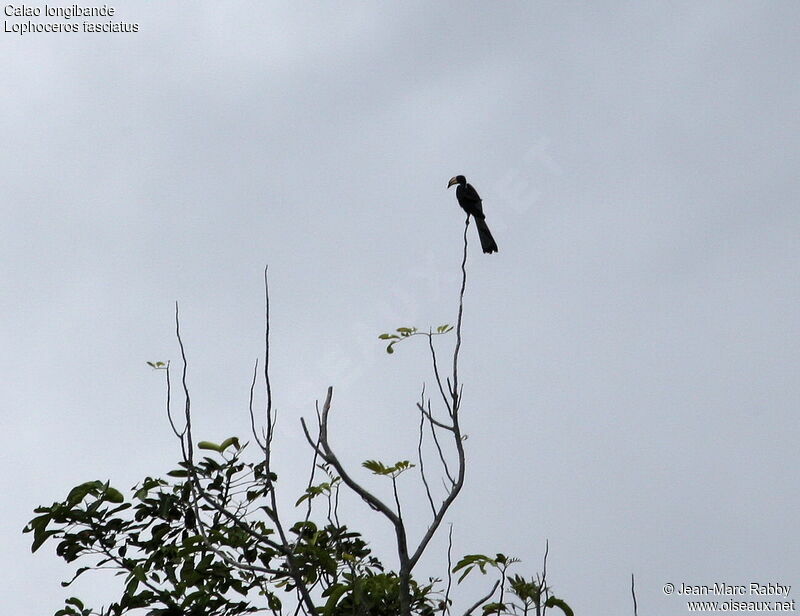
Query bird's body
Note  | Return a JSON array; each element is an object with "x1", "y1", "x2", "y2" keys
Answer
[{"x1": 448, "y1": 175, "x2": 498, "y2": 254}]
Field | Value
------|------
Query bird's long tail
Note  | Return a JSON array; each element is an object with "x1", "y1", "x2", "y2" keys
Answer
[{"x1": 474, "y1": 217, "x2": 498, "y2": 254}]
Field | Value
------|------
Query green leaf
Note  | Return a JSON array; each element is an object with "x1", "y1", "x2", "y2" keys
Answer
[
  {"x1": 66, "y1": 480, "x2": 103, "y2": 505},
  {"x1": 482, "y1": 602, "x2": 505, "y2": 615},
  {"x1": 267, "y1": 593, "x2": 282, "y2": 611},
  {"x1": 198, "y1": 441, "x2": 221, "y2": 452},
  {"x1": 545, "y1": 597, "x2": 574, "y2": 616},
  {"x1": 362, "y1": 460, "x2": 389, "y2": 475},
  {"x1": 322, "y1": 584, "x2": 349, "y2": 616},
  {"x1": 25, "y1": 511, "x2": 56, "y2": 552},
  {"x1": 31, "y1": 529, "x2": 58, "y2": 553},
  {"x1": 125, "y1": 575, "x2": 139, "y2": 595},
  {"x1": 104, "y1": 487, "x2": 124, "y2": 504},
  {"x1": 362, "y1": 459, "x2": 415, "y2": 477},
  {"x1": 133, "y1": 477, "x2": 165, "y2": 500},
  {"x1": 453, "y1": 554, "x2": 496, "y2": 582},
  {"x1": 218, "y1": 437, "x2": 240, "y2": 452},
  {"x1": 65, "y1": 597, "x2": 85, "y2": 610},
  {"x1": 61, "y1": 567, "x2": 92, "y2": 588},
  {"x1": 295, "y1": 492, "x2": 314, "y2": 507}
]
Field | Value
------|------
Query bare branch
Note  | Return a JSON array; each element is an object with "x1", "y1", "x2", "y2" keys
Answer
[
  {"x1": 463, "y1": 581, "x2": 500, "y2": 616},
  {"x1": 164, "y1": 362, "x2": 185, "y2": 439},
  {"x1": 172, "y1": 287, "x2": 319, "y2": 616},
  {"x1": 417, "y1": 404, "x2": 437, "y2": 516},
  {"x1": 175, "y1": 302, "x2": 193, "y2": 464},
  {"x1": 392, "y1": 476, "x2": 403, "y2": 521},
  {"x1": 303, "y1": 387, "x2": 415, "y2": 615},
  {"x1": 451, "y1": 216, "x2": 470, "y2": 411},
  {"x1": 428, "y1": 333, "x2": 453, "y2": 416},
  {"x1": 257, "y1": 266, "x2": 319, "y2": 615},
  {"x1": 332, "y1": 479, "x2": 341, "y2": 527},
  {"x1": 542, "y1": 539, "x2": 549, "y2": 588},
  {"x1": 406, "y1": 222, "x2": 470, "y2": 570},
  {"x1": 417, "y1": 401, "x2": 455, "y2": 432},
  {"x1": 423, "y1": 396, "x2": 456, "y2": 485},
  {"x1": 304, "y1": 387, "x2": 401, "y2": 527},
  {"x1": 291, "y1": 218, "x2": 474, "y2": 616},
  {"x1": 300, "y1": 418, "x2": 332, "y2": 464},
  {"x1": 442, "y1": 524, "x2": 454, "y2": 616},
  {"x1": 538, "y1": 540, "x2": 551, "y2": 616},
  {"x1": 248, "y1": 358, "x2": 267, "y2": 451},
  {"x1": 263, "y1": 265, "x2": 275, "y2": 476},
  {"x1": 297, "y1": 431, "x2": 324, "y2": 532}
]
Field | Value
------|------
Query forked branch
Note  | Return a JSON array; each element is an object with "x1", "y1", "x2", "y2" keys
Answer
[{"x1": 300, "y1": 216, "x2": 473, "y2": 616}]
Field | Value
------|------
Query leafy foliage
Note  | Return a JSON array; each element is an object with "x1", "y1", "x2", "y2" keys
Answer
[
  {"x1": 362, "y1": 459, "x2": 415, "y2": 477},
  {"x1": 24, "y1": 443, "x2": 440, "y2": 616},
  {"x1": 29, "y1": 254, "x2": 574, "y2": 615},
  {"x1": 26, "y1": 442, "x2": 570, "y2": 616},
  {"x1": 454, "y1": 553, "x2": 572, "y2": 616},
  {"x1": 377, "y1": 325, "x2": 452, "y2": 354}
]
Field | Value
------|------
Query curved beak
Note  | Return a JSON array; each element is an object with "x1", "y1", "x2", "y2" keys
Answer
[{"x1": 447, "y1": 176, "x2": 458, "y2": 189}]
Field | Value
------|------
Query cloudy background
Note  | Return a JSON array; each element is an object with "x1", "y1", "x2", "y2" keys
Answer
[{"x1": 3, "y1": 1, "x2": 799, "y2": 613}]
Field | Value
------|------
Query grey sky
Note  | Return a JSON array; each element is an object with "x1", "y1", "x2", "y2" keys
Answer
[{"x1": 3, "y1": 2, "x2": 799, "y2": 613}]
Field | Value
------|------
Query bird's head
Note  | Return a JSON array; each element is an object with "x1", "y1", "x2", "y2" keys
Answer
[{"x1": 447, "y1": 175, "x2": 466, "y2": 189}]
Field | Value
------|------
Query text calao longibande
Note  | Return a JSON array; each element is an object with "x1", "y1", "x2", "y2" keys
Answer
[{"x1": 4, "y1": 4, "x2": 139, "y2": 33}]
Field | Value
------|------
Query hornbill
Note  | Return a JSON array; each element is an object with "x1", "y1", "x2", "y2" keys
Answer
[{"x1": 448, "y1": 175, "x2": 498, "y2": 254}]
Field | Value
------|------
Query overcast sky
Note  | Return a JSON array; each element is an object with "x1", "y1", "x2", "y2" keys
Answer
[{"x1": 3, "y1": 2, "x2": 799, "y2": 614}]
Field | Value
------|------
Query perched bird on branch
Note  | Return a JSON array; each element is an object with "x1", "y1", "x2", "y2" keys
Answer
[{"x1": 448, "y1": 175, "x2": 498, "y2": 254}]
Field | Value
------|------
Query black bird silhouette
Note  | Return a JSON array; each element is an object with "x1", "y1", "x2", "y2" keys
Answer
[{"x1": 447, "y1": 175, "x2": 498, "y2": 254}]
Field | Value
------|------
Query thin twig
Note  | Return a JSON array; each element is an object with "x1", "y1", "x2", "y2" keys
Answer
[
  {"x1": 631, "y1": 573, "x2": 638, "y2": 616},
  {"x1": 542, "y1": 540, "x2": 549, "y2": 589},
  {"x1": 172, "y1": 289, "x2": 319, "y2": 616},
  {"x1": 295, "y1": 434, "x2": 324, "y2": 554},
  {"x1": 417, "y1": 401, "x2": 455, "y2": 431},
  {"x1": 424, "y1": 398, "x2": 456, "y2": 485},
  {"x1": 301, "y1": 387, "x2": 413, "y2": 616},
  {"x1": 540, "y1": 540, "x2": 550, "y2": 616},
  {"x1": 175, "y1": 302, "x2": 193, "y2": 464},
  {"x1": 428, "y1": 333, "x2": 453, "y2": 416},
  {"x1": 442, "y1": 524, "x2": 454, "y2": 615},
  {"x1": 300, "y1": 388, "x2": 401, "y2": 526},
  {"x1": 264, "y1": 265, "x2": 275, "y2": 478},
  {"x1": 296, "y1": 219, "x2": 473, "y2": 616},
  {"x1": 248, "y1": 358, "x2": 267, "y2": 451},
  {"x1": 417, "y1": 398, "x2": 437, "y2": 516},
  {"x1": 164, "y1": 362, "x2": 184, "y2": 439},
  {"x1": 392, "y1": 476, "x2": 403, "y2": 521},
  {"x1": 451, "y1": 216, "x2": 470, "y2": 408},
  {"x1": 405, "y1": 222, "x2": 471, "y2": 570},
  {"x1": 333, "y1": 480, "x2": 341, "y2": 527},
  {"x1": 463, "y1": 581, "x2": 500, "y2": 616}
]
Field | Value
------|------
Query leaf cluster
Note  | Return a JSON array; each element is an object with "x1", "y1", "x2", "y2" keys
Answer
[
  {"x1": 454, "y1": 554, "x2": 573, "y2": 616},
  {"x1": 25, "y1": 454, "x2": 271, "y2": 615},
  {"x1": 362, "y1": 459, "x2": 415, "y2": 477},
  {"x1": 377, "y1": 325, "x2": 452, "y2": 354},
  {"x1": 24, "y1": 443, "x2": 443, "y2": 616}
]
